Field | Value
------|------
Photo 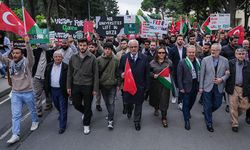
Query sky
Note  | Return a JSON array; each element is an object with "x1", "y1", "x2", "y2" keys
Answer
[{"x1": 117, "y1": 0, "x2": 143, "y2": 15}]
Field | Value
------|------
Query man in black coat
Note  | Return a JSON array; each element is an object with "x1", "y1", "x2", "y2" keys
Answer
[
  {"x1": 119, "y1": 39, "x2": 150, "y2": 131},
  {"x1": 169, "y1": 34, "x2": 187, "y2": 109},
  {"x1": 45, "y1": 51, "x2": 68, "y2": 134},
  {"x1": 220, "y1": 35, "x2": 240, "y2": 113},
  {"x1": 225, "y1": 48, "x2": 250, "y2": 132}
]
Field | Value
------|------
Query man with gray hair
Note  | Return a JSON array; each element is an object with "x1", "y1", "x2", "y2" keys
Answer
[
  {"x1": 177, "y1": 45, "x2": 200, "y2": 130},
  {"x1": 225, "y1": 48, "x2": 250, "y2": 132},
  {"x1": 119, "y1": 39, "x2": 150, "y2": 131},
  {"x1": 242, "y1": 39, "x2": 250, "y2": 124},
  {"x1": 199, "y1": 43, "x2": 229, "y2": 132},
  {"x1": 45, "y1": 50, "x2": 68, "y2": 134}
]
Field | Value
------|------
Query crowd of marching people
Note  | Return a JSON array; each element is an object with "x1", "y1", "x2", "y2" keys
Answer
[{"x1": 0, "y1": 29, "x2": 250, "y2": 144}]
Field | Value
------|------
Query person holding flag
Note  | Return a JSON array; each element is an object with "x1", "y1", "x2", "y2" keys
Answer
[
  {"x1": 177, "y1": 45, "x2": 200, "y2": 130},
  {"x1": 119, "y1": 39, "x2": 150, "y2": 131},
  {"x1": 149, "y1": 47, "x2": 175, "y2": 128},
  {"x1": 0, "y1": 37, "x2": 39, "y2": 144}
]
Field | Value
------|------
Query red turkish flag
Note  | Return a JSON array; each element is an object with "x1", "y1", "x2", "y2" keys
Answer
[
  {"x1": 0, "y1": 2, "x2": 25, "y2": 36},
  {"x1": 228, "y1": 25, "x2": 245, "y2": 44},
  {"x1": 123, "y1": 58, "x2": 137, "y2": 95}
]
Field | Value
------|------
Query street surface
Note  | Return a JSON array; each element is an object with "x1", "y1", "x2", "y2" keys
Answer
[{"x1": 0, "y1": 90, "x2": 249, "y2": 150}]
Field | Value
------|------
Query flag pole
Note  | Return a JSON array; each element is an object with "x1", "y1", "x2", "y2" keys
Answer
[{"x1": 21, "y1": 0, "x2": 27, "y2": 35}]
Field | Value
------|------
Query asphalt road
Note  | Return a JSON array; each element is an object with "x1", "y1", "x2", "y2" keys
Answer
[{"x1": 0, "y1": 92, "x2": 249, "y2": 150}]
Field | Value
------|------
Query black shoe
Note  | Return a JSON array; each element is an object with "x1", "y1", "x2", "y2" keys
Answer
[
  {"x1": 122, "y1": 105, "x2": 127, "y2": 114},
  {"x1": 246, "y1": 117, "x2": 250, "y2": 124},
  {"x1": 232, "y1": 127, "x2": 238, "y2": 132},
  {"x1": 37, "y1": 111, "x2": 43, "y2": 118},
  {"x1": 135, "y1": 123, "x2": 141, "y2": 131},
  {"x1": 58, "y1": 128, "x2": 65, "y2": 134},
  {"x1": 127, "y1": 112, "x2": 132, "y2": 119},
  {"x1": 44, "y1": 104, "x2": 53, "y2": 111},
  {"x1": 185, "y1": 121, "x2": 190, "y2": 130},
  {"x1": 225, "y1": 105, "x2": 229, "y2": 113},
  {"x1": 207, "y1": 125, "x2": 214, "y2": 132},
  {"x1": 96, "y1": 105, "x2": 102, "y2": 112}
]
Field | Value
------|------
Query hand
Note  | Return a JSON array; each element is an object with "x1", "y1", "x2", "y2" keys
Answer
[
  {"x1": 93, "y1": 91, "x2": 97, "y2": 96},
  {"x1": 24, "y1": 36, "x2": 30, "y2": 44},
  {"x1": 121, "y1": 72, "x2": 125, "y2": 78},
  {"x1": 225, "y1": 70, "x2": 230, "y2": 75},
  {"x1": 153, "y1": 74, "x2": 159, "y2": 79},
  {"x1": 199, "y1": 88, "x2": 203, "y2": 93},
  {"x1": 67, "y1": 89, "x2": 71, "y2": 96},
  {"x1": 180, "y1": 89, "x2": 185, "y2": 93},
  {"x1": 214, "y1": 78, "x2": 222, "y2": 85}
]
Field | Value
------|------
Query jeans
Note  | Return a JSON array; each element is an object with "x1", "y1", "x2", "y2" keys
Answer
[
  {"x1": 182, "y1": 81, "x2": 198, "y2": 122},
  {"x1": 51, "y1": 88, "x2": 68, "y2": 129},
  {"x1": 203, "y1": 85, "x2": 223, "y2": 126},
  {"x1": 11, "y1": 91, "x2": 38, "y2": 135},
  {"x1": 72, "y1": 84, "x2": 93, "y2": 126},
  {"x1": 0, "y1": 64, "x2": 6, "y2": 77},
  {"x1": 101, "y1": 86, "x2": 116, "y2": 121}
]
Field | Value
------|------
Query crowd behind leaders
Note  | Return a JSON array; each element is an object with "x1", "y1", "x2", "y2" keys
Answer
[{"x1": 0, "y1": 28, "x2": 250, "y2": 144}]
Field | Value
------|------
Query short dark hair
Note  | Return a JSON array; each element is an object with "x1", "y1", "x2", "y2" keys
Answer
[
  {"x1": 78, "y1": 38, "x2": 88, "y2": 45},
  {"x1": 188, "y1": 33, "x2": 196, "y2": 39},
  {"x1": 203, "y1": 42, "x2": 211, "y2": 48},
  {"x1": 88, "y1": 42, "x2": 98, "y2": 47},
  {"x1": 159, "y1": 39, "x2": 166, "y2": 46},
  {"x1": 143, "y1": 39, "x2": 151, "y2": 44},
  {"x1": 176, "y1": 34, "x2": 183, "y2": 39},
  {"x1": 103, "y1": 42, "x2": 114, "y2": 51},
  {"x1": 230, "y1": 35, "x2": 239, "y2": 42},
  {"x1": 121, "y1": 38, "x2": 128, "y2": 43}
]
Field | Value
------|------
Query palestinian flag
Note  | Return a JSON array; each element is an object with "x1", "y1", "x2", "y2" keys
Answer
[
  {"x1": 201, "y1": 16, "x2": 211, "y2": 34},
  {"x1": 23, "y1": 8, "x2": 42, "y2": 34},
  {"x1": 157, "y1": 67, "x2": 172, "y2": 90}
]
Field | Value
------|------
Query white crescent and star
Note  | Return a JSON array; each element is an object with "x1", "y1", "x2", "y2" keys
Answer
[
  {"x1": 233, "y1": 29, "x2": 240, "y2": 35},
  {"x1": 2, "y1": 12, "x2": 16, "y2": 26}
]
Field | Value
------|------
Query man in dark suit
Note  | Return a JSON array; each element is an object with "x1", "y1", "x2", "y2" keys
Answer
[
  {"x1": 119, "y1": 39, "x2": 150, "y2": 131},
  {"x1": 177, "y1": 45, "x2": 200, "y2": 130},
  {"x1": 169, "y1": 34, "x2": 187, "y2": 109},
  {"x1": 45, "y1": 51, "x2": 68, "y2": 134}
]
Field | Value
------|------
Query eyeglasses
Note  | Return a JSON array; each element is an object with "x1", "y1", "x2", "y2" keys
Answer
[
  {"x1": 158, "y1": 52, "x2": 166, "y2": 54},
  {"x1": 129, "y1": 46, "x2": 138, "y2": 49}
]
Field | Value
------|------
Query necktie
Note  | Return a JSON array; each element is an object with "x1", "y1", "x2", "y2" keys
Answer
[{"x1": 132, "y1": 55, "x2": 136, "y2": 62}]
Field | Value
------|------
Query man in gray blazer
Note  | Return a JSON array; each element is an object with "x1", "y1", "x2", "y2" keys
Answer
[
  {"x1": 177, "y1": 45, "x2": 200, "y2": 130},
  {"x1": 199, "y1": 43, "x2": 229, "y2": 132}
]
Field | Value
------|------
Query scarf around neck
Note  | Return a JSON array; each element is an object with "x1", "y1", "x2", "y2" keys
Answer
[{"x1": 10, "y1": 57, "x2": 26, "y2": 76}]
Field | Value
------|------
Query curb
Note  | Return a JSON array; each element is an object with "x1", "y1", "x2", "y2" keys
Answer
[{"x1": 0, "y1": 87, "x2": 11, "y2": 98}]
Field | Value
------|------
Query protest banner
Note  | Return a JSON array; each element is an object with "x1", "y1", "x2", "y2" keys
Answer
[
  {"x1": 95, "y1": 16, "x2": 124, "y2": 37},
  {"x1": 124, "y1": 15, "x2": 140, "y2": 34},
  {"x1": 209, "y1": 13, "x2": 230, "y2": 30},
  {"x1": 140, "y1": 18, "x2": 169, "y2": 39},
  {"x1": 53, "y1": 18, "x2": 84, "y2": 39}
]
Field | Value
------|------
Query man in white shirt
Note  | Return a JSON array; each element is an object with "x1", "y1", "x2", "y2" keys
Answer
[{"x1": 45, "y1": 51, "x2": 68, "y2": 134}]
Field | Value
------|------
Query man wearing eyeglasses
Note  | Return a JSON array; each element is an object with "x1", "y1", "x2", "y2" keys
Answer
[{"x1": 225, "y1": 48, "x2": 250, "y2": 132}]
